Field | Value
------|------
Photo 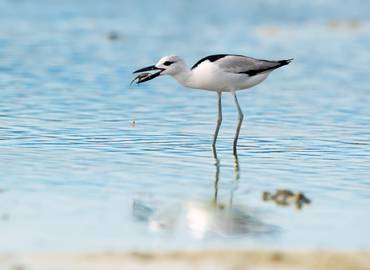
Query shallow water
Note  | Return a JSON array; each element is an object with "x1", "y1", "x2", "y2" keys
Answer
[{"x1": 0, "y1": 0, "x2": 370, "y2": 251}]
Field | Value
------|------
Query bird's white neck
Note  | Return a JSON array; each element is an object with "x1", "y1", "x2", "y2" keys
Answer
[{"x1": 171, "y1": 69, "x2": 195, "y2": 89}]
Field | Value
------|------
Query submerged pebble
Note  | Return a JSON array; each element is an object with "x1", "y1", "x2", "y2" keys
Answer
[
  {"x1": 262, "y1": 190, "x2": 311, "y2": 209},
  {"x1": 106, "y1": 31, "x2": 124, "y2": 41}
]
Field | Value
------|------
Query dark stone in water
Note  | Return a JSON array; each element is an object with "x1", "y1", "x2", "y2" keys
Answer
[{"x1": 107, "y1": 31, "x2": 120, "y2": 41}]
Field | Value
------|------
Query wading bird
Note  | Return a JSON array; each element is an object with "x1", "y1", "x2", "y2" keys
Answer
[{"x1": 132, "y1": 54, "x2": 292, "y2": 156}]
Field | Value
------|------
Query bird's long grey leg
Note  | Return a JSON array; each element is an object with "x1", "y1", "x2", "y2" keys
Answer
[
  {"x1": 212, "y1": 91, "x2": 222, "y2": 159},
  {"x1": 232, "y1": 91, "x2": 244, "y2": 155}
]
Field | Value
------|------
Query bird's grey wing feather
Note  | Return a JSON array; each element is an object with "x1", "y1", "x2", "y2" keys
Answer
[{"x1": 217, "y1": 55, "x2": 285, "y2": 76}]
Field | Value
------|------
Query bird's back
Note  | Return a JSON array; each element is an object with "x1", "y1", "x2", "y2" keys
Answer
[
  {"x1": 189, "y1": 54, "x2": 291, "y2": 91},
  {"x1": 188, "y1": 54, "x2": 292, "y2": 91}
]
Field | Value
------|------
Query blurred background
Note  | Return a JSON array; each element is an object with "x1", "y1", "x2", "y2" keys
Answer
[{"x1": 0, "y1": 0, "x2": 369, "y2": 252}]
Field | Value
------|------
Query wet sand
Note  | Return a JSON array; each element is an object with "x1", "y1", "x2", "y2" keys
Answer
[{"x1": 1, "y1": 250, "x2": 369, "y2": 270}]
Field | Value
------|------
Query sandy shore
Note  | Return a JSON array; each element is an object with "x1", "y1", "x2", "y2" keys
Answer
[{"x1": 1, "y1": 250, "x2": 369, "y2": 270}]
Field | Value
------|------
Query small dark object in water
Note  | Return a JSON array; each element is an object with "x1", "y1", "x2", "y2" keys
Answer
[
  {"x1": 262, "y1": 191, "x2": 271, "y2": 201},
  {"x1": 107, "y1": 31, "x2": 119, "y2": 41},
  {"x1": 262, "y1": 189, "x2": 311, "y2": 209},
  {"x1": 1, "y1": 213, "x2": 9, "y2": 221},
  {"x1": 294, "y1": 192, "x2": 311, "y2": 209}
]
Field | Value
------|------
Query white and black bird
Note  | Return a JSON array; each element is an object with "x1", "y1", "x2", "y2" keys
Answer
[{"x1": 133, "y1": 54, "x2": 292, "y2": 156}]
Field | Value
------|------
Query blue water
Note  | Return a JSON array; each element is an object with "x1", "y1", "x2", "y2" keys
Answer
[{"x1": 0, "y1": 0, "x2": 370, "y2": 252}]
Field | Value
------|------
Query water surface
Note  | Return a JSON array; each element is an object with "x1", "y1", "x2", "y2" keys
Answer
[{"x1": 0, "y1": 0, "x2": 370, "y2": 251}]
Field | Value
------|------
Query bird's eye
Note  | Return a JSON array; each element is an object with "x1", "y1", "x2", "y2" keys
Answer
[{"x1": 163, "y1": 61, "x2": 174, "y2": 66}]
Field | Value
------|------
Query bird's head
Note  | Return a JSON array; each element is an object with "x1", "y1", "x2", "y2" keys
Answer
[{"x1": 132, "y1": 55, "x2": 186, "y2": 84}]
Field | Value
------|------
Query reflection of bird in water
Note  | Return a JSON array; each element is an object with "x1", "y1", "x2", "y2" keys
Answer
[{"x1": 132, "y1": 154, "x2": 276, "y2": 238}]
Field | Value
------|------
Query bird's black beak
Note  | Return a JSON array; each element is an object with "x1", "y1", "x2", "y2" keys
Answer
[
  {"x1": 132, "y1": 65, "x2": 164, "y2": 84},
  {"x1": 133, "y1": 65, "x2": 162, "y2": 74}
]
